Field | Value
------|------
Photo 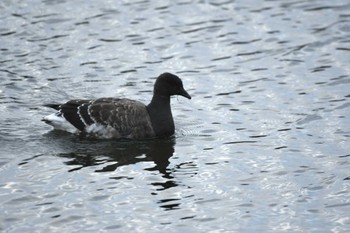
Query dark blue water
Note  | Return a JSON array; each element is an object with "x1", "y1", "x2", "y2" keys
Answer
[{"x1": 1, "y1": 0, "x2": 350, "y2": 232}]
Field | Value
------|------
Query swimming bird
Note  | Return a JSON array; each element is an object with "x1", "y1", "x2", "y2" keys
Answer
[{"x1": 42, "y1": 72, "x2": 191, "y2": 139}]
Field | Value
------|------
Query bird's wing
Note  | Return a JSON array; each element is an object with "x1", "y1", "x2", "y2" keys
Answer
[
  {"x1": 87, "y1": 98, "x2": 154, "y2": 137},
  {"x1": 55, "y1": 99, "x2": 92, "y2": 131}
]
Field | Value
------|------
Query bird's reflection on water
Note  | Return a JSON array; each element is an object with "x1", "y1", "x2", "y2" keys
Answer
[
  {"x1": 40, "y1": 131, "x2": 197, "y2": 210},
  {"x1": 48, "y1": 133, "x2": 175, "y2": 177}
]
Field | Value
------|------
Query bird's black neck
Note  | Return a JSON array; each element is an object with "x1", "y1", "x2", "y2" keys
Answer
[{"x1": 147, "y1": 94, "x2": 174, "y2": 137}]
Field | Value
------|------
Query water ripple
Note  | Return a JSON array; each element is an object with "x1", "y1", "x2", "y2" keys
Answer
[{"x1": 1, "y1": 0, "x2": 350, "y2": 232}]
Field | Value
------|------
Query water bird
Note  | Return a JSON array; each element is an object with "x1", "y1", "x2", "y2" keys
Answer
[{"x1": 42, "y1": 72, "x2": 191, "y2": 139}]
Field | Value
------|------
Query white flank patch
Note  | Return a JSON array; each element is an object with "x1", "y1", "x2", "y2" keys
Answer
[
  {"x1": 42, "y1": 113, "x2": 78, "y2": 133},
  {"x1": 86, "y1": 123, "x2": 119, "y2": 139}
]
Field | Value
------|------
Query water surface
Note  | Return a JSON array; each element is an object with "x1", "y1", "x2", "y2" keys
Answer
[{"x1": 1, "y1": 0, "x2": 350, "y2": 232}]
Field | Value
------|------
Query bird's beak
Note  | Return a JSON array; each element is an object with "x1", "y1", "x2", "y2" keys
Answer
[{"x1": 180, "y1": 89, "x2": 191, "y2": 99}]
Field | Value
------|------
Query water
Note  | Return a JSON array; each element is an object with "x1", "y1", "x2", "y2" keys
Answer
[{"x1": 1, "y1": 0, "x2": 350, "y2": 232}]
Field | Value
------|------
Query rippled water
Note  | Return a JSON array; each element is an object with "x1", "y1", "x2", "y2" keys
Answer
[{"x1": 1, "y1": 0, "x2": 350, "y2": 232}]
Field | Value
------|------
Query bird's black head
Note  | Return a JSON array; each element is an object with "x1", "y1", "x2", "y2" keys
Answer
[{"x1": 154, "y1": 72, "x2": 191, "y2": 99}]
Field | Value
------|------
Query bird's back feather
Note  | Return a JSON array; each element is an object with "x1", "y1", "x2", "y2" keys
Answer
[{"x1": 43, "y1": 98, "x2": 155, "y2": 139}]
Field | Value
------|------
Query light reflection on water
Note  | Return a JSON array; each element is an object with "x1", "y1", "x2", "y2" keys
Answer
[{"x1": 1, "y1": 0, "x2": 350, "y2": 232}]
